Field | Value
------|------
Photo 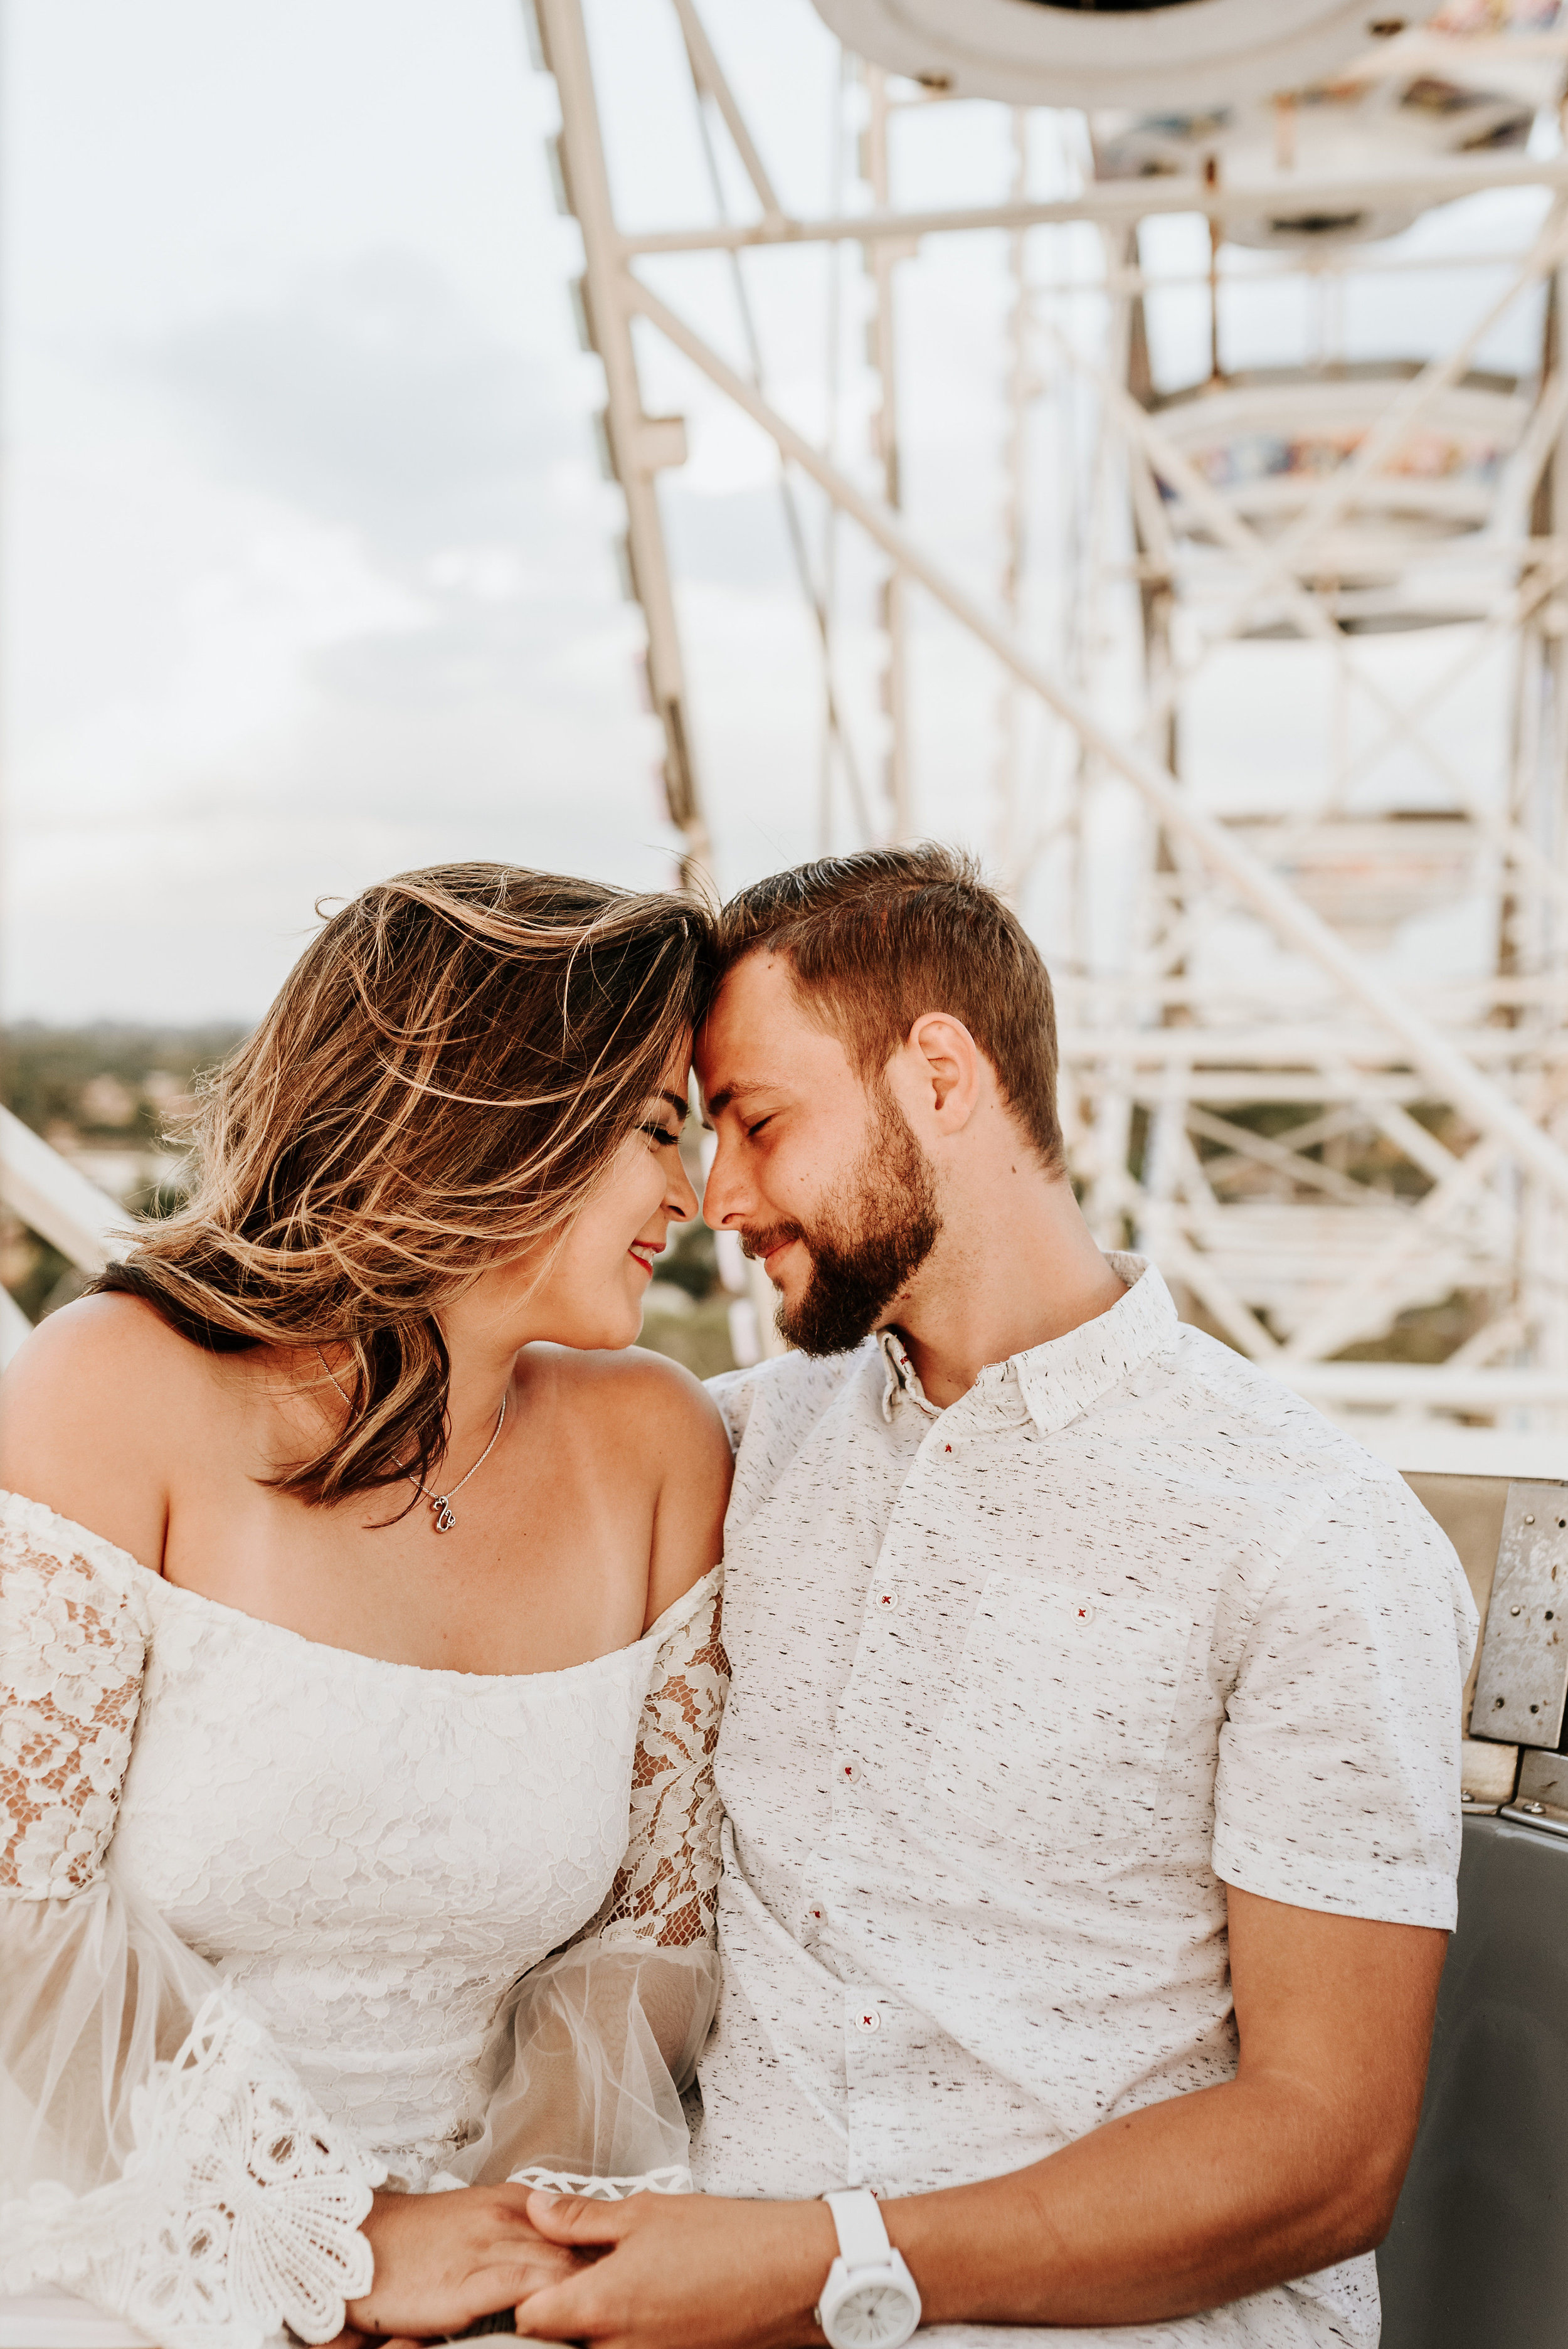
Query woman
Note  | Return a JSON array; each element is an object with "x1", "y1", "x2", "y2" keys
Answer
[{"x1": 0, "y1": 864, "x2": 733, "y2": 2349}]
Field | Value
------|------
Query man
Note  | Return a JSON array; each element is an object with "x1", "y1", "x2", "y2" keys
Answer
[{"x1": 517, "y1": 845, "x2": 1476, "y2": 2349}]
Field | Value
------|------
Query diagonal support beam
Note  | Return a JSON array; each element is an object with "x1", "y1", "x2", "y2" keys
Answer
[
  {"x1": 1184, "y1": 1106, "x2": 1387, "y2": 1209},
  {"x1": 1325, "y1": 551, "x2": 1568, "y2": 815},
  {"x1": 626, "y1": 273, "x2": 1568, "y2": 1209},
  {"x1": 1278, "y1": 1127, "x2": 1508, "y2": 1365},
  {"x1": 669, "y1": 0, "x2": 783, "y2": 223}
]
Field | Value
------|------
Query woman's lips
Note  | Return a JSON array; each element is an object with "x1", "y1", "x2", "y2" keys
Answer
[{"x1": 629, "y1": 1244, "x2": 659, "y2": 1275}]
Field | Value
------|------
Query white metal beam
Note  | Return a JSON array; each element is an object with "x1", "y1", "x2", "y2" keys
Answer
[
  {"x1": 1273, "y1": 1361, "x2": 1568, "y2": 1408},
  {"x1": 534, "y1": 0, "x2": 712, "y2": 886},
  {"x1": 620, "y1": 154, "x2": 1568, "y2": 255},
  {"x1": 0, "y1": 1106, "x2": 135, "y2": 1273},
  {"x1": 1, "y1": 1286, "x2": 34, "y2": 1372},
  {"x1": 668, "y1": 0, "x2": 784, "y2": 223}
]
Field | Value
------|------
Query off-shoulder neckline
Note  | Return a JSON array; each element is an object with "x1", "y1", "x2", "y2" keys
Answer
[{"x1": 0, "y1": 1487, "x2": 720, "y2": 1687}]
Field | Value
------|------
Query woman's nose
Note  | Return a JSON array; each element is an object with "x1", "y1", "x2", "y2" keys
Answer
[{"x1": 667, "y1": 1154, "x2": 699, "y2": 1221}]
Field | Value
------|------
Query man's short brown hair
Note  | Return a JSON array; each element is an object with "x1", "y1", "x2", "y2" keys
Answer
[{"x1": 714, "y1": 843, "x2": 1063, "y2": 1172}]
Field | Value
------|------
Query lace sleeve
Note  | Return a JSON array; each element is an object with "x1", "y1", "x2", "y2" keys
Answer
[
  {"x1": 583, "y1": 1570, "x2": 728, "y2": 1953},
  {"x1": 450, "y1": 1571, "x2": 728, "y2": 2201},
  {"x1": 0, "y1": 1498, "x2": 383, "y2": 2349},
  {"x1": 1, "y1": 1533, "x2": 147, "y2": 1896}
]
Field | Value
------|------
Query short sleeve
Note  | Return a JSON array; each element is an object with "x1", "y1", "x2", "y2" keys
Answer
[
  {"x1": 705, "y1": 1350, "x2": 862, "y2": 1535},
  {"x1": 1212, "y1": 1471, "x2": 1478, "y2": 1931},
  {"x1": 704, "y1": 1367, "x2": 758, "y2": 1456}
]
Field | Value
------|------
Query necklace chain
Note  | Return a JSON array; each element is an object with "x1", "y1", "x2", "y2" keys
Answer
[{"x1": 314, "y1": 1349, "x2": 508, "y2": 1534}]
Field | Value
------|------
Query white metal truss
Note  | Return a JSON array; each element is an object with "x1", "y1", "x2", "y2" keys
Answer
[{"x1": 534, "y1": 0, "x2": 1568, "y2": 1451}]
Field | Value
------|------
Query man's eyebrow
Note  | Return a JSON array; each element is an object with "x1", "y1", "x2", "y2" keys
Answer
[{"x1": 702, "y1": 1077, "x2": 779, "y2": 1117}]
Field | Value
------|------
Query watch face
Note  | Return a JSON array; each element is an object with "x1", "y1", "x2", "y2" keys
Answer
[{"x1": 830, "y1": 2281, "x2": 918, "y2": 2346}]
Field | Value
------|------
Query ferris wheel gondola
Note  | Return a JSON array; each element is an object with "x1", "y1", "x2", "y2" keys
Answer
[
  {"x1": 1094, "y1": 70, "x2": 1536, "y2": 250},
  {"x1": 805, "y1": 0, "x2": 1446, "y2": 111}
]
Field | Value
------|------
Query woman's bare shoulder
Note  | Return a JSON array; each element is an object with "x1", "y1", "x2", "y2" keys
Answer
[
  {"x1": 610, "y1": 1352, "x2": 733, "y2": 1617},
  {"x1": 521, "y1": 1344, "x2": 732, "y2": 1621},
  {"x1": 522, "y1": 1339, "x2": 728, "y2": 1449},
  {"x1": 0, "y1": 1294, "x2": 203, "y2": 1568}
]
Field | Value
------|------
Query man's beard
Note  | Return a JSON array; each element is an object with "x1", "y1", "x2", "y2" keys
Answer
[{"x1": 741, "y1": 1090, "x2": 943, "y2": 1357}]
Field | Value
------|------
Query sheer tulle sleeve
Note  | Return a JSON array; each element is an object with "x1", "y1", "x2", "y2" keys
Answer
[
  {"x1": 450, "y1": 1567, "x2": 728, "y2": 2200},
  {"x1": 0, "y1": 1499, "x2": 384, "y2": 2349}
]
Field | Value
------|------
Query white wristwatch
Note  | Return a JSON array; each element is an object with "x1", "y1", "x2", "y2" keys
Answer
[{"x1": 815, "y1": 2188, "x2": 922, "y2": 2348}]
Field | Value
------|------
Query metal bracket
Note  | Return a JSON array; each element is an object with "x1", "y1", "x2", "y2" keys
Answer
[
  {"x1": 1500, "y1": 1751, "x2": 1568, "y2": 1839},
  {"x1": 1471, "y1": 1482, "x2": 1568, "y2": 1747}
]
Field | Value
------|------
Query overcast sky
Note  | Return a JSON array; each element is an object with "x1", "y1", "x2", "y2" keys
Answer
[{"x1": 2, "y1": 0, "x2": 1554, "y2": 1022}]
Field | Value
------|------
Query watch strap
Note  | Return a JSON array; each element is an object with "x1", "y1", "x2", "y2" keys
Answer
[{"x1": 824, "y1": 2188, "x2": 892, "y2": 2269}]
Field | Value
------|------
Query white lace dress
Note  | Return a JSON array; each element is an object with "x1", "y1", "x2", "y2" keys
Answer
[{"x1": 0, "y1": 1490, "x2": 728, "y2": 2349}]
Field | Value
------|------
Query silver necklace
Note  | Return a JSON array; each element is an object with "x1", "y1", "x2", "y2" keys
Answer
[{"x1": 314, "y1": 1349, "x2": 508, "y2": 1534}]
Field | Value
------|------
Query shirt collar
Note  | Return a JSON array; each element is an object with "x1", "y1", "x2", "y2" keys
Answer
[
  {"x1": 877, "y1": 1253, "x2": 1177, "y2": 1436},
  {"x1": 878, "y1": 1328, "x2": 937, "y2": 1421}
]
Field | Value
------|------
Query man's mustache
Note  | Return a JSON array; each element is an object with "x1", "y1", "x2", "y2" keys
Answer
[{"x1": 738, "y1": 1221, "x2": 809, "y2": 1263}]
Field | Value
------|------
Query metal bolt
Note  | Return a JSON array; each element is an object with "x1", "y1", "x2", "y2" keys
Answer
[
  {"x1": 1495, "y1": 1696, "x2": 1507, "y2": 1708},
  {"x1": 1525, "y1": 1515, "x2": 1535, "y2": 1525},
  {"x1": 1512, "y1": 1604, "x2": 1523, "y2": 1616}
]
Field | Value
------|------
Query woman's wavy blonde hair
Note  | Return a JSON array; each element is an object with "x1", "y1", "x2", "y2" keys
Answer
[{"x1": 97, "y1": 863, "x2": 715, "y2": 1507}]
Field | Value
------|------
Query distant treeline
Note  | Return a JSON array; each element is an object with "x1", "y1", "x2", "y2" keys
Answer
[{"x1": 1, "y1": 1022, "x2": 250, "y2": 1145}]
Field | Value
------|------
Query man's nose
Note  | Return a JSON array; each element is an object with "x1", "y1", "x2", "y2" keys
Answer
[{"x1": 701, "y1": 1129, "x2": 748, "y2": 1229}]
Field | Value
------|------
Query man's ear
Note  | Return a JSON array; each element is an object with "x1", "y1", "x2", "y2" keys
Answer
[{"x1": 903, "y1": 1012, "x2": 982, "y2": 1131}]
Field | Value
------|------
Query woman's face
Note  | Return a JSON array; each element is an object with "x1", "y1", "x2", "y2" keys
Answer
[{"x1": 462, "y1": 1042, "x2": 701, "y2": 1356}]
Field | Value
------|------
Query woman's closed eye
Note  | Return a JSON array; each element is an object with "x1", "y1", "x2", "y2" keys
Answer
[{"x1": 640, "y1": 1121, "x2": 683, "y2": 1147}]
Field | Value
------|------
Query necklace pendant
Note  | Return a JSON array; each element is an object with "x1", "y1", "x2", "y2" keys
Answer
[{"x1": 432, "y1": 1497, "x2": 457, "y2": 1534}]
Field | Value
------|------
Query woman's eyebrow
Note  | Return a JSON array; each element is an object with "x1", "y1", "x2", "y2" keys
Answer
[{"x1": 659, "y1": 1090, "x2": 691, "y2": 1121}]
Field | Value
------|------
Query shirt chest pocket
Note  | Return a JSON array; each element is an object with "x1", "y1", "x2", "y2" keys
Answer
[{"x1": 925, "y1": 1573, "x2": 1194, "y2": 1848}]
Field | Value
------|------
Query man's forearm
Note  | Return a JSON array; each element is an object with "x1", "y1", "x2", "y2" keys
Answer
[{"x1": 882, "y1": 2070, "x2": 1403, "y2": 2330}]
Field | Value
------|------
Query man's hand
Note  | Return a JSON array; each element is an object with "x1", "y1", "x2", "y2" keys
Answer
[
  {"x1": 514, "y1": 2189, "x2": 837, "y2": 2349},
  {"x1": 511, "y1": 1894, "x2": 1448, "y2": 2346},
  {"x1": 342, "y1": 2183, "x2": 586, "y2": 2339}
]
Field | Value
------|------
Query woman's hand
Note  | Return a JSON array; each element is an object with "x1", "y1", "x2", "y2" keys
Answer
[{"x1": 342, "y1": 2183, "x2": 586, "y2": 2338}]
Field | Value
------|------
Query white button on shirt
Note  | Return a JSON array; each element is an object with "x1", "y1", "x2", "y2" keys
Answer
[{"x1": 691, "y1": 1256, "x2": 1476, "y2": 2349}]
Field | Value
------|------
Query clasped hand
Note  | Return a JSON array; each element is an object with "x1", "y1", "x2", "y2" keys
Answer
[
  {"x1": 327, "y1": 2182, "x2": 834, "y2": 2349},
  {"x1": 331, "y1": 2183, "x2": 586, "y2": 2346}
]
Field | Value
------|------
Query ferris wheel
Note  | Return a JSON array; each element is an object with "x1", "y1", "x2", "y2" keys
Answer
[{"x1": 531, "y1": 0, "x2": 1567, "y2": 1473}]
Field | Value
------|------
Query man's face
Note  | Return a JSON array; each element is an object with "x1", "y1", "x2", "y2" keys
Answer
[{"x1": 696, "y1": 951, "x2": 941, "y2": 1355}]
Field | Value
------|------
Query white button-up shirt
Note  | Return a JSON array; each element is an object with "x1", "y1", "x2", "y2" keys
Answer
[{"x1": 692, "y1": 1257, "x2": 1476, "y2": 2349}]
